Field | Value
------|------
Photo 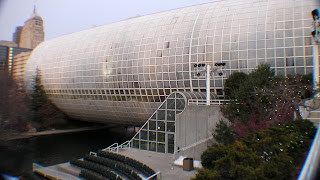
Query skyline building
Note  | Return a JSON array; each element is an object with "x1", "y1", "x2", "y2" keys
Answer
[
  {"x1": 12, "y1": 51, "x2": 32, "y2": 88},
  {"x1": 13, "y1": 26, "x2": 23, "y2": 46},
  {"x1": 14, "y1": 6, "x2": 45, "y2": 49},
  {"x1": 0, "y1": 44, "x2": 32, "y2": 73},
  {"x1": 0, "y1": 6, "x2": 44, "y2": 89},
  {"x1": 25, "y1": 0, "x2": 320, "y2": 125}
]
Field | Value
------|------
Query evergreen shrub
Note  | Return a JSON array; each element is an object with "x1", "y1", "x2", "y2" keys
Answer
[{"x1": 195, "y1": 119, "x2": 316, "y2": 180}]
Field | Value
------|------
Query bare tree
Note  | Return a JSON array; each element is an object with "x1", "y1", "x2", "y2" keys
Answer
[
  {"x1": 0, "y1": 70, "x2": 32, "y2": 134},
  {"x1": 255, "y1": 74, "x2": 317, "y2": 123}
]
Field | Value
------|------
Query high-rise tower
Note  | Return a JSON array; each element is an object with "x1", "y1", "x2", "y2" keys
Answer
[
  {"x1": 18, "y1": 6, "x2": 45, "y2": 49},
  {"x1": 13, "y1": 26, "x2": 23, "y2": 45}
]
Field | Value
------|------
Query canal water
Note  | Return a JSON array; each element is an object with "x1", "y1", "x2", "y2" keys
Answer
[{"x1": 0, "y1": 127, "x2": 133, "y2": 178}]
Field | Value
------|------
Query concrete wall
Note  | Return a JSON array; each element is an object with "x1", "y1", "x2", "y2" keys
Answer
[
  {"x1": 175, "y1": 104, "x2": 227, "y2": 160},
  {"x1": 302, "y1": 97, "x2": 320, "y2": 127}
]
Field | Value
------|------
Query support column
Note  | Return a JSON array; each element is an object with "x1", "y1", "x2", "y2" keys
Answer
[
  {"x1": 206, "y1": 65, "x2": 211, "y2": 106},
  {"x1": 313, "y1": 43, "x2": 319, "y2": 91}
]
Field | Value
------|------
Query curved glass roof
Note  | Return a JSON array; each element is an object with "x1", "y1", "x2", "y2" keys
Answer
[{"x1": 24, "y1": 0, "x2": 320, "y2": 124}]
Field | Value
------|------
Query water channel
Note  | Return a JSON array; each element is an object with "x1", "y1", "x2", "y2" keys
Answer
[{"x1": 0, "y1": 127, "x2": 133, "y2": 179}]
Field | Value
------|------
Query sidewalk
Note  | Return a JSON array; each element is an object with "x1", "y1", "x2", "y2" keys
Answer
[
  {"x1": 117, "y1": 148, "x2": 198, "y2": 180},
  {"x1": 2, "y1": 125, "x2": 110, "y2": 141},
  {"x1": 37, "y1": 148, "x2": 199, "y2": 180}
]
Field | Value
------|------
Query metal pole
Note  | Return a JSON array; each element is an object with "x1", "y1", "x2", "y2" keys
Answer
[
  {"x1": 206, "y1": 65, "x2": 211, "y2": 106},
  {"x1": 312, "y1": 42, "x2": 319, "y2": 91},
  {"x1": 312, "y1": 10, "x2": 320, "y2": 93}
]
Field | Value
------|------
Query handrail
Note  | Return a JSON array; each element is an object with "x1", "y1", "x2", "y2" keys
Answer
[
  {"x1": 119, "y1": 140, "x2": 131, "y2": 149},
  {"x1": 298, "y1": 123, "x2": 320, "y2": 180},
  {"x1": 144, "y1": 171, "x2": 161, "y2": 180},
  {"x1": 89, "y1": 151, "x2": 97, "y2": 156},
  {"x1": 101, "y1": 140, "x2": 132, "y2": 153},
  {"x1": 102, "y1": 142, "x2": 119, "y2": 152},
  {"x1": 32, "y1": 163, "x2": 81, "y2": 180},
  {"x1": 188, "y1": 99, "x2": 230, "y2": 105},
  {"x1": 174, "y1": 136, "x2": 213, "y2": 159}
]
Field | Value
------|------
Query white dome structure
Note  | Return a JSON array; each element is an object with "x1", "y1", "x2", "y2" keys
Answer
[{"x1": 25, "y1": 0, "x2": 320, "y2": 125}]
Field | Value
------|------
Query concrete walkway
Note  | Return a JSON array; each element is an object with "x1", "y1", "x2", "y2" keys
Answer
[
  {"x1": 33, "y1": 162, "x2": 82, "y2": 180},
  {"x1": 34, "y1": 148, "x2": 199, "y2": 180},
  {"x1": 117, "y1": 148, "x2": 198, "y2": 180},
  {"x1": 3, "y1": 126, "x2": 110, "y2": 141}
]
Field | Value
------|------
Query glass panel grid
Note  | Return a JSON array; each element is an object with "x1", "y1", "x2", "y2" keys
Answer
[
  {"x1": 131, "y1": 92, "x2": 186, "y2": 153},
  {"x1": 24, "y1": 0, "x2": 319, "y2": 125}
]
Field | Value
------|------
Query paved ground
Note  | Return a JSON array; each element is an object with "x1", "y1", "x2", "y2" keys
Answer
[
  {"x1": 3, "y1": 126, "x2": 111, "y2": 141},
  {"x1": 36, "y1": 148, "x2": 199, "y2": 180},
  {"x1": 33, "y1": 162, "x2": 81, "y2": 180},
  {"x1": 117, "y1": 148, "x2": 198, "y2": 180}
]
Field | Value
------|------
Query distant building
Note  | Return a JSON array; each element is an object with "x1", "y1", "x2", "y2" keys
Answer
[
  {"x1": 12, "y1": 51, "x2": 32, "y2": 88},
  {"x1": 18, "y1": 6, "x2": 45, "y2": 49},
  {"x1": 13, "y1": 26, "x2": 23, "y2": 45},
  {"x1": 0, "y1": 5, "x2": 44, "y2": 87},
  {"x1": 0, "y1": 45, "x2": 32, "y2": 74},
  {"x1": 0, "y1": 45, "x2": 9, "y2": 71},
  {"x1": 0, "y1": 40, "x2": 18, "y2": 47},
  {"x1": 0, "y1": 41, "x2": 19, "y2": 72}
]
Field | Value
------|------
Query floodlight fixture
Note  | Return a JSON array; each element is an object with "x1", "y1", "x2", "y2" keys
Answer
[
  {"x1": 311, "y1": 9, "x2": 320, "y2": 44},
  {"x1": 312, "y1": 9, "x2": 319, "y2": 21},
  {"x1": 194, "y1": 63, "x2": 206, "y2": 68},
  {"x1": 214, "y1": 62, "x2": 226, "y2": 66}
]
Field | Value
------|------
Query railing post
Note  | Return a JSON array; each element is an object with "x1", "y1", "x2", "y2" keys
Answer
[
  {"x1": 144, "y1": 171, "x2": 161, "y2": 180},
  {"x1": 298, "y1": 123, "x2": 320, "y2": 180}
]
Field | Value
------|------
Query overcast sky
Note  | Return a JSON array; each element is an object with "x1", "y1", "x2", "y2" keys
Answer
[{"x1": 0, "y1": 0, "x2": 217, "y2": 41}]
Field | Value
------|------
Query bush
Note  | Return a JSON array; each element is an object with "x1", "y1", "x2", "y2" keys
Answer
[
  {"x1": 213, "y1": 120, "x2": 235, "y2": 145},
  {"x1": 192, "y1": 169, "x2": 220, "y2": 180},
  {"x1": 218, "y1": 64, "x2": 315, "y2": 142},
  {"x1": 195, "y1": 120, "x2": 316, "y2": 180}
]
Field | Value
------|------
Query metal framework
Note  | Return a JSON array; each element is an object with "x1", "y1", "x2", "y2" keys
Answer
[
  {"x1": 24, "y1": 0, "x2": 320, "y2": 125},
  {"x1": 130, "y1": 91, "x2": 216, "y2": 154}
]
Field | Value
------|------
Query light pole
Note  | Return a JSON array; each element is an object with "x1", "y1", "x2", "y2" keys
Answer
[
  {"x1": 311, "y1": 9, "x2": 320, "y2": 92},
  {"x1": 206, "y1": 64, "x2": 211, "y2": 106},
  {"x1": 194, "y1": 63, "x2": 226, "y2": 105}
]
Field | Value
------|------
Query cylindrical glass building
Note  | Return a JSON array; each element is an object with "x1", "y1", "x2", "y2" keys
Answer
[{"x1": 25, "y1": 0, "x2": 320, "y2": 125}]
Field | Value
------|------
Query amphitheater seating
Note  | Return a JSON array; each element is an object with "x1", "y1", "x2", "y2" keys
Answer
[
  {"x1": 79, "y1": 169, "x2": 105, "y2": 180},
  {"x1": 97, "y1": 150, "x2": 156, "y2": 178},
  {"x1": 84, "y1": 154, "x2": 142, "y2": 180},
  {"x1": 70, "y1": 159, "x2": 123, "y2": 180},
  {"x1": 70, "y1": 150, "x2": 157, "y2": 180}
]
